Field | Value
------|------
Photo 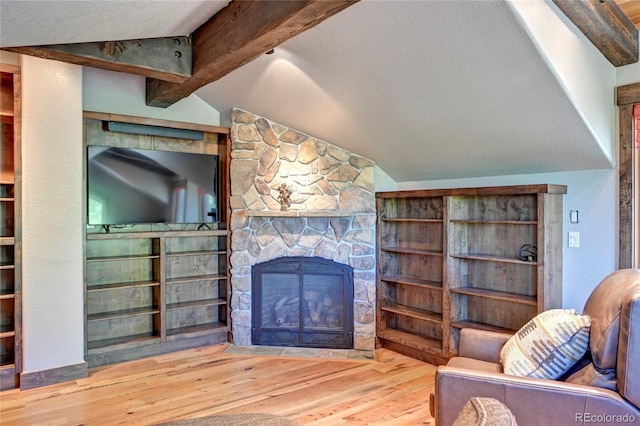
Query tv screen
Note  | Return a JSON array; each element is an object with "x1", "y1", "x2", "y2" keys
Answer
[{"x1": 87, "y1": 146, "x2": 219, "y2": 226}]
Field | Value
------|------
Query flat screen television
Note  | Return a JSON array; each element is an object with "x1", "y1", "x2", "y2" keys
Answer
[{"x1": 87, "y1": 146, "x2": 220, "y2": 226}]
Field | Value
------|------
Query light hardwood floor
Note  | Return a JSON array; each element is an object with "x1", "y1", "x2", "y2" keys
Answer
[{"x1": 0, "y1": 344, "x2": 437, "y2": 425}]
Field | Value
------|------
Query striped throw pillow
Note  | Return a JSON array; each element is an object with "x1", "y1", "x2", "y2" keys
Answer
[{"x1": 500, "y1": 309, "x2": 591, "y2": 380}]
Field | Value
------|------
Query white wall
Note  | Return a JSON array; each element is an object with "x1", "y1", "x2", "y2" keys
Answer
[
  {"x1": 507, "y1": 0, "x2": 617, "y2": 164},
  {"x1": 617, "y1": 54, "x2": 640, "y2": 86},
  {"x1": 83, "y1": 68, "x2": 220, "y2": 125},
  {"x1": 20, "y1": 55, "x2": 85, "y2": 373}
]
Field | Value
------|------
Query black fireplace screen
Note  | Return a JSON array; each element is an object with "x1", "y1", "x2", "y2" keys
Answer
[{"x1": 252, "y1": 257, "x2": 354, "y2": 349}]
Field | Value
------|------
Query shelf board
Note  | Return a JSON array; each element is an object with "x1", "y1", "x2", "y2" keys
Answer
[
  {"x1": 0, "y1": 173, "x2": 14, "y2": 184},
  {"x1": 166, "y1": 249, "x2": 226, "y2": 257},
  {"x1": 450, "y1": 219, "x2": 537, "y2": 225},
  {"x1": 87, "y1": 229, "x2": 227, "y2": 240},
  {"x1": 86, "y1": 253, "x2": 160, "y2": 262},
  {"x1": 167, "y1": 298, "x2": 226, "y2": 310},
  {"x1": 0, "y1": 197, "x2": 14, "y2": 202},
  {"x1": 381, "y1": 303, "x2": 442, "y2": 324},
  {"x1": 87, "y1": 280, "x2": 160, "y2": 292},
  {"x1": 0, "y1": 237, "x2": 14, "y2": 245},
  {"x1": 379, "y1": 275, "x2": 442, "y2": 290},
  {"x1": 87, "y1": 306, "x2": 160, "y2": 322},
  {"x1": 382, "y1": 218, "x2": 442, "y2": 223},
  {"x1": 450, "y1": 253, "x2": 537, "y2": 265},
  {"x1": 87, "y1": 333, "x2": 160, "y2": 351},
  {"x1": 377, "y1": 329, "x2": 442, "y2": 354},
  {"x1": 0, "y1": 293, "x2": 15, "y2": 300},
  {"x1": 0, "y1": 263, "x2": 15, "y2": 270},
  {"x1": 0, "y1": 330, "x2": 15, "y2": 339},
  {"x1": 166, "y1": 274, "x2": 227, "y2": 284},
  {"x1": 166, "y1": 322, "x2": 228, "y2": 338},
  {"x1": 449, "y1": 287, "x2": 537, "y2": 306},
  {"x1": 246, "y1": 210, "x2": 353, "y2": 218},
  {"x1": 381, "y1": 246, "x2": 443, "y2": 256},
  {"x1": 450, "y1": 320, "x2": 516, "y2": 334}
]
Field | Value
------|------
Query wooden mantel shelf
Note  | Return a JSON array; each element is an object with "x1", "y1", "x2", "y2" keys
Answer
[{"x1": 246, "y1": 210, "x2": 354, "y2": 218}]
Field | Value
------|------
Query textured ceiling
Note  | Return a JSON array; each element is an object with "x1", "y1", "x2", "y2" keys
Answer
[
  {"x1": 0, "y1": 1, "x2": 228, "y2": 46},
  {"x1": 0, "y1": 0, "x2": 613, "y2": 182},
  {"x1": 195, "y1": 0, "x2": 612, "y2": 181}
]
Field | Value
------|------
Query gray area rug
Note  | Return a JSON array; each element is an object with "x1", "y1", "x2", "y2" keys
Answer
[{"x1": 157, "y1": 413, "x2": 300, "y2": 426}]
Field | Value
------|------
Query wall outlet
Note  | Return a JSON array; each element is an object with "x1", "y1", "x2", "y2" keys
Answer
[{"x1": 568, "y1": 231, "x2": 580, "y2": 248}]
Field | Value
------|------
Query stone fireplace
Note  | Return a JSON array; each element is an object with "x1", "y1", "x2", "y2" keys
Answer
[{"x1": 229, "y1": 109, "x2": 376, "y2": 350}]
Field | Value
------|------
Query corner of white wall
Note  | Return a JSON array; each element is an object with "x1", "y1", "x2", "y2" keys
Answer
[
  {"x1": 374, "y1": 165, "x2": 396, "y2": 192},
  {"x1": 506, "y1": 0, "x2": 617, "y2": 166},
  {"x1": 82, "y1": 67, "x2": 221, "y2": 126},
  {"x1": 21, "y1": 55, "x2": 85, "y2": 372}
]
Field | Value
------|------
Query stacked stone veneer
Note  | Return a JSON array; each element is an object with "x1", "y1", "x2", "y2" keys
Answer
[{"x1": 229, "y1": 109, "x2": 377, "y2": 350}]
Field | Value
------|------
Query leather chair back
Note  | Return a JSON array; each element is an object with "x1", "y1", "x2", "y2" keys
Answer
[
  {"x1": 617, "y1": 292, "x2": 640, "y2": 408},
  {"x1": 565, "y1": 269, "x2": 640, "y2": 404}
]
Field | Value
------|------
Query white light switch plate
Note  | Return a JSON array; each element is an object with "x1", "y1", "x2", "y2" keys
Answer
[{"x1": 568, "y1": 231, "x2": 580, "y2": 248}]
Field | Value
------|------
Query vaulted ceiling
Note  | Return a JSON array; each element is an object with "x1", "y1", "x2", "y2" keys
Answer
[{"x1": 1, "y1": 0, "x2": 637, "y2": 182}]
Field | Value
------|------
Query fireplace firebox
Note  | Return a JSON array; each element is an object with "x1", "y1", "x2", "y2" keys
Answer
[{"x1": 251, "y1": 257, "x2": 354, "y2": 349}]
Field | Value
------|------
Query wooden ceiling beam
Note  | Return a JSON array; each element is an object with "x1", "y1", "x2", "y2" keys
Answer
[
  {"x1": 3, "y1": 37, "x2": 192, "y2": 83},
  {"x1": 146, "y1": 0, "x2": 358, "y2": 108},
  {"x1": 553, "y1": 0, "x2": 638, "y2": 67}
]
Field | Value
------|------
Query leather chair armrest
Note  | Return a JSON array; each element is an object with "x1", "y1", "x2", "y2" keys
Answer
[
  {"x1": 434, "y1": 366, "x2": 640, "y2": 426},
  {"x1": 457, "y1": 328, "x2": 512, "y2": 363}
]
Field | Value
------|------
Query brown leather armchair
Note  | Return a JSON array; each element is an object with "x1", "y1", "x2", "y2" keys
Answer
[{"x1": 430, "y1": 269, "x2": 640, "y2": 425}]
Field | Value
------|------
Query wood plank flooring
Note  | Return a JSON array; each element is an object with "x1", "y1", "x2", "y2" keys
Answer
[{"x1": 0, "y1": 344, "x2": 437, "y2": 425}]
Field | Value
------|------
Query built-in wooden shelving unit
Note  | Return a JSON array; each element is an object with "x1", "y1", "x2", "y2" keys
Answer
[
  {"x1": 0, "y1": 64, "x2": 21, "y2": 390},
  {"x1": 83, "y1": 113, "x2": 230, "y2": 367},
  {"x1": 376, "y1": 184, "x2": 565, "y2": 364}
]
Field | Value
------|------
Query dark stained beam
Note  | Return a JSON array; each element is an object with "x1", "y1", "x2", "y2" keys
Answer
[
  {"x1": 3, "y1": 37, "x2": 192, "y2": 83},
  {"x1": 553, "y1": 0, "x2": 638, "y2": 67},
  {"x1": 146, "y1": 0, "x2": 358, "y2": 108}
]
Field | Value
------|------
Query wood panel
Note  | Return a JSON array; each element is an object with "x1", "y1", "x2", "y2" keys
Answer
[
  {"x1": 0, "y1": 345, "x2": 436, "y2": 425},
  {"x1": 553, "y1": 0, "x2": 638, "y2": 66},
  {"x1": 617, "y1": 83, "x2": 640, "y2": 269}
]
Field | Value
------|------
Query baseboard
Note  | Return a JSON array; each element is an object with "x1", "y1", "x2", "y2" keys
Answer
[
  {"x1": 85, "y1": 330, "x2": 229, "y2": 368},
  {"x1": 20, "y1": 361, "x2": 88, "y2": 390}
]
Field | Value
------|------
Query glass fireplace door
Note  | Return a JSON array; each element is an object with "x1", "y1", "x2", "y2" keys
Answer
[{"x1": 252, "y1": 257, "x2": 353, "y2": 348}]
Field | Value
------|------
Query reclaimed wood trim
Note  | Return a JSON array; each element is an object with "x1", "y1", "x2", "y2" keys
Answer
[
  {"x1": 619, "y1": 103, "x2": 635, "y2": 268},
  {"x1": 3, "y1": 37, "x2": 192, "y2": 83},
  {"x1": 83, "y1": 111, "x2": 230, "y2": 135},
  {"x1": 20, "y1": 362, "x2": 88, "y2": 390},
  {"x1": 617, "y1": 82, "x2": 640, "y2": 106},
  {"x1": 617, "y1": 82, "x2": 640, "y2": 268},
  {"x1": 376, "y1": 184, "x2": 568, "y2": 199},
  {"x1": 146, "y1": 0, "x2": 358, "y2": 107},
  {"x1": 553, "y1": 0, "x2": 638, "y2": 67}
]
